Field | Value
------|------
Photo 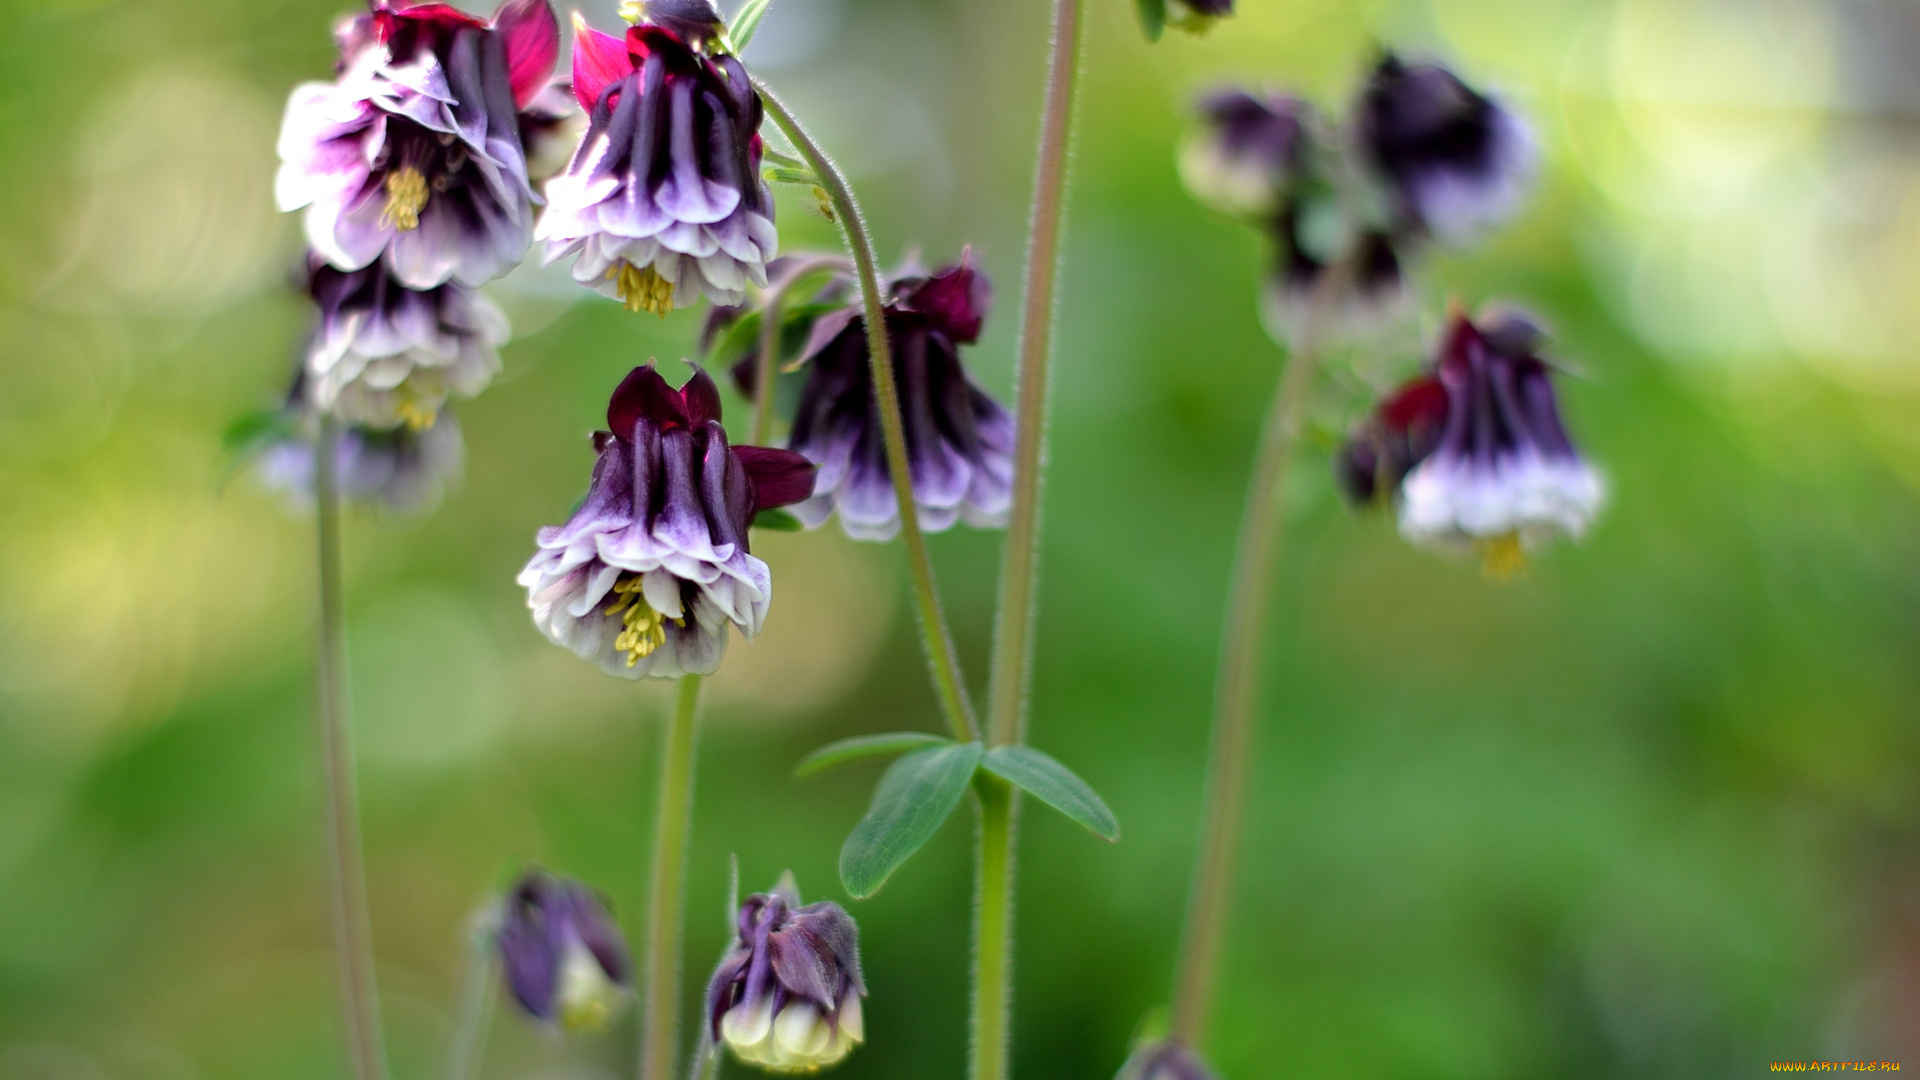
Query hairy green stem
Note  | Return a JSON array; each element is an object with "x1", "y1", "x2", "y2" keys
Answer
[
  {"x1": 446, "y1": 912, "x2": 498, "y2": 1080},
  {"x1": 639, "y1": 675, "x2": 704, "y2": 1080},
  {"x1": 971, "y1": 776, "x2": 1017, "y2": 1080},
  {"x1": 314, "y1": 414, "x2": 391, "y2": 1080},
  {"x1": 1165, "y1": 262, "x2": 1351, "y2": 1050},
  {"x1": 753, "y1": 79, "x2": 978, "y2": 744}
]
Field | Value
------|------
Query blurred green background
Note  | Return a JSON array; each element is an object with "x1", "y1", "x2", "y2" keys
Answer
[{"x1": 3, "y1": 0, "x2": 1919, "y2": 1076}]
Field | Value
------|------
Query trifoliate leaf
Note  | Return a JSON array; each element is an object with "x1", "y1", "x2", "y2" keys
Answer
[
  {"x1": 839, "y1": 742, "x2": 982, "y2": 898},
  {"x1": 981, "y1": 745, "x2": 1120, "y2": 841},
  {"x1": 796, "y1": 731, "x2": 953, "y2": 777}
]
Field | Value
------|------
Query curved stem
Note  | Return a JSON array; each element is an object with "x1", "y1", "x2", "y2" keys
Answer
[
  {"x1": 970, "y1": 775, "x2": 1017, "y2": 1080},
  {"x1": 753, "y1": 79, "x2": 978, "y2": 744},
  {"x1": 749, "y1": 255, "x2": 849, "y2": 447},
  {"x1": 639, "y1": 675, "x2": 704, "y2": 1080},
  {"x1": 1165, "y1": 262, "x2": 1352, "y2": 1049},
  {"x1": 314, "y1": 415, "x2": 391, "y2": 1080}
]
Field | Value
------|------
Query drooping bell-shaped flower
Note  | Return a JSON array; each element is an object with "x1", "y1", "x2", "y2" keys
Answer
[
  {"x1": 518, "y1": 364, "x2": 814, "y2": 678},
  {"x1": 304, "y1": 254, "x2": 508, "y2": 430},
  {"x1": 276, "y1": 0, "x2": 560, "y2": 288},
  {"x1": 742, "y1": 254, "x2": 1013, "y2": 542},
  {"x1": 1338, "y1": 308, "x2": 1604, "y2": 570},
  {"x1": 496, "y1": 870, "x2": 633, "y2": 1031},
  {"x1": 705, "y1": 874, "x2": 865, "y2": 1073},
  {"x1": 1179, "y1": 88, "x2": 1310, "y2": 219},
  {"x1": 535, "y1": 4, "x2": 775, "y2": 315},
  {"x1": 1354, "y1": 52, "x2": 1535, "y2": 244},
  {"x1": 254, "y1": 400, "x2": 465, "y2": 513},
  {"x1": 1116, "y1": 1041, "x2": 1219, "y2": 1080}
]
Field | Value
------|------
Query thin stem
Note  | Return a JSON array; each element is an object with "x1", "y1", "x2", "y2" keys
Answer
[
  {"x1": 639, "y1": 675, "x2": 704, "y2": 1080},
  {"x1": 446, "y1": 911, "x2": 499, "y2": 1080},
  {"x1": 752, "y1": 79, "x2": 978, "y2": 744},
  {"x1": 1164, "y1": 261, "x2": 1353, "y2": 1049},
  {"x1": 970, "y1": 776, "x2": 1017, "y2": 1080},
  {"x1": 986, "y1": 0, "x2": 1085, "y2": 749},
  {"x1": 314, "y1": 414, "x2": 391, "y2": 1080},
  {"x1": 748, "y1": 255, "x2": 848, "y2": 447}
]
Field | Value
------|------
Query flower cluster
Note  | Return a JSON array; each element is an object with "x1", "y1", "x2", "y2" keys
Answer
[
  {"x1": 495, "y1": 870, "x2": 632, "y2": 1031},
  {"x1": 518, "y1": 364, "x2": 814, "y2": 679},
  {"x1": 719, "y1": 255, "x2": 1014, "y2": 541},
  {"x1": 537, "y1": 5, "x2": 776, "y2": 315},
  {"x1": 1336, "y1": 308, "x2": 1604, "y2": 570},
  {"x1": 253, "y1": 392, "x2": 465, "y2": 513},
  {"x1": 705, "y1": 875, "x2": 865, "y2": 1072}
]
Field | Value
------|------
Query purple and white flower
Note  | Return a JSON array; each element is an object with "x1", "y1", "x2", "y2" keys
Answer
[
  {"x1": 1354, "y1": 52, "x2": 1535, "y2": 244},
  {"x1": 275, "y1": 0, "x2": 561, "y2": 289},
  {"x1": 762, "y1": 255, "x2": 1014, "y2": 542},
  {"x1": 535, "y1": 8, "x2": 775, "y2": 315},
  {"x1": 255, "y1": 404, "x2": 465, "y2": 513},
  {"x1": 517, "y1": 364, "x2": 814, "y2": 679},
  {"x1": 1339, "y1": 309, "x2": 1604, "y2": 568},
  {"x1": 1179, "y1": 88, "x2": 1311, "y2": 219},
  {"x1": 304, "y1": 255, "x2": 508, "y2": 430},
  {"x1": 496, "y1": 869, "x2": 632, "y2": 1032},
  {"x1": 704, "y1": 874, "x2": 865, "y2": 1073}
]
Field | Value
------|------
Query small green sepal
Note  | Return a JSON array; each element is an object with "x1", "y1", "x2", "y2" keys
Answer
[
  {"x1": 752, "y1": 508, "x2": 804, "y2": 533},
  {"x1": 727, "y1": 0, "x2": 776, "y2": 52},
  {"x1": 981, "y1": 745, "x2": 1120, "y2": 841},
  {"x1": 838, "y1": 741, "x2": 982, "y2": 898},
  {"x1": 1134, "y1": 0, "x2": 1166, "y2": 41}
]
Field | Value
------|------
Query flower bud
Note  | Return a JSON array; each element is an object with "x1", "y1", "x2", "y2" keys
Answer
[
  {"x1": 496, "y1": 870, "x2": 633, "y2": 1032},
  {"x1": 1117, "y1": 1040, "x2": 1218, "y2": 1080},
  {"x1": 705, "y1": 874, "x2": 865, "y2": 1072}
]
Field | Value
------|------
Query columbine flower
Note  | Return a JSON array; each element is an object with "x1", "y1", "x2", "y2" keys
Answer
[
  {"x1": 1179, "y1": 89, "x2": 1310, "y2": 219},
  {"x1": 496, "y1": 870, "x2": 633, "y2": 1032},
  {"x1": 749, "y1": 255, "x2": 1013, "y2": 542},
  {"x1": 705, "y1": 874, "x2": 864, "y2": 1073},
  {"x1": 1353, "y1": 52, "x2": 1535, "y2": 244},
  {"x1": 518, "y1": 364, "x2": 814, "y2": 678},
  {"x1": 535, "y1": 5, "x2": 775, "y2": 315},
  {"x1": 276, "y1": 0, "x2": 560, "y2": 288},
  {"x1": 255, "y1": 404, "x2": 465, "y2": 513},
  {"x1": 304, "y1": 255, "x2": 508, "y2": 430},
  {"x1": 1338, "y1": 308, "x2": 1604, "y2": 571},
  {"x1": 1117, "y1": 1041, "x2": 1217, "y2": 1080}
]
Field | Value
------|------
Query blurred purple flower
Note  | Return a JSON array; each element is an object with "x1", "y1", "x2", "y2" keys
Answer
[
  {"x1": 496, "y1": 870, "x2": 632, "y2": 1031},
  {"x1": 275, "y1": 0, "x2": 560, "y2": 288},
  {"x1": 743, "y1": 254, "x2": 1013, "y2": 542},
  {"x1": 1117, "y1": 1041, "x2": 1218, "y2": 1080},
  {"x1": 1179, "y1": 88, "x2": 1310, "y2": 219},
  {"x1": 704, "y1": 873, "x2": 865, "y2": 1072},
  {"x1": 1355, "y1": 52, "x2": 1536, "y2": 244},
  {"x1": 517, "y1": 364, "x2": 814, "y2": 678},
  {"x1": 255, "y1": 406, "x2": 465, "y2": 513},
  {"x1": 304, "y1": 255, "x2": 508, "y2": 430},
  {"x1": 535, "y1": 10, "x2": 775, "y2": 315}
]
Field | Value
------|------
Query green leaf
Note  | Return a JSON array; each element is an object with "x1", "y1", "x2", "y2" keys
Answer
[
  {"x1": 751, "y1": 508, "x2": 804, "y2": 533},
  {"x1": 838, "y1": 742, "x2": 982, "y2": 897},
  {"x1": 728, "y1": 0, "x2": 776, "y2": 52},
  {"x1": 981, "y1": 746, "x2": 1120, "y2": 841},
  {"x1": 1134, "y1": 0, "x2": 1165, "y2": 41},
  {"x1": 797, "y1": 731, "x2": 952, "y2": 778}
]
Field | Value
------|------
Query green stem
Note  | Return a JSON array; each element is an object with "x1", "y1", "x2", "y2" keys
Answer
[
  {"x1": 971, "y1": 775, "x2": 1017, "y2": 1080},
  {"x1": 752, "y1": 79, "x2": 978, "y2": 745},
  {"x1": 749, "y1": 255, "x2": 848, "y2": 447},
  {"x1": 314, "y1": 415, "x2": 391, "y2": 1080},
  {"x1": 987, "y1": 0, "x2": 1084, "y2": 749},
  {"x1": 1164, "y1": 260, "x2": 1351, "y2": 1050},
  {"x1": 639, "y1": 675, "x2": 704, "y2": 1080},
  {"x1": 446, "y1": 911, "x2": 499, "y2": 1080}
]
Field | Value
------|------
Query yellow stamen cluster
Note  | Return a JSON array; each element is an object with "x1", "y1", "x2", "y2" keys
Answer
[
  {"x1": 615, "y1": 261, "x2": 675, "y2": 317},
  {"x1": 396, "y1": 398, "x2": 437, "y2": 432},
  {"x1": 382, "y1": 166, "x2": 430, "y2": 231},
  {"x1": 604, "y1": 574, "x2": 679, "y2": 666},
  {"x1": 1477, "y1": 532, "x2": 1527, "y2": 579}
]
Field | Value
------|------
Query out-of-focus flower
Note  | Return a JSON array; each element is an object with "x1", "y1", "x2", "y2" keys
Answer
[
  {"x1": 1179, "y1": 89, "x2": 1311, "y2": 219},
  {"x1": 536, "y1": 7, "x2": 775, "y2": 315},
  {"x1": 254, "y1": 404, "x2": 465, "y2": 513},
  {"x1": 496, "y1": 870, "x2": 633, "y2": 1032},
  {"x1": 1116, "y1": 1041, "x2": 1218, "y2": 1080},
  {"x1": 518, "y1": 364, "x2": 814, "y2": 678},
  {"x1": 1338, "y1": 308, "x2": 1604, "y2": 571},
  {"x1": 519, "y1": 79, "x2": 583, "y2": 183},
  {"x1": 1353, "y1": 52, "x2": 1535, "y2": 244},
  {"x1": 705, "y1": 873, "x2": 865, "y2": 1073},
  {"x1": 735, "y1": 254, "x2": 1012, "y2": 542},
  {"x1": 304, "y1": 255, "x2": 508, "y2": 430},
  {"x1": 276, "y1": 0, "x2": 561, "y2": 288},
  {"x1": 1165, "y1": 0, "x2": 1233, "y2": 35},
  {"x1": 1261, "y1": 213, "x2": 1407, "y2": 342}
]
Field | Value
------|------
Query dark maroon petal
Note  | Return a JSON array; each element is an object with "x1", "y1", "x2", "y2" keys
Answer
[
  {"x1": 698, "y1": 421, "x2": 750, "y2": 551},
  {"x1": 493, "y1": 0, "x2": 559, "y2": 109},
  {"x1": 609, "y1": 363, "x2": 689, "y2": 437},
  {"x1": 392, "y1": 2, "x2": 490, "y2": 30},
  {"x1": 679, "y1": 364, "x2": 724, "y2": 427},
  {"x1": 734, "y1": 446, "x2": 817, "y2": 511},
  {"x1": 901, "y1": 252, "x2": 990, "y2": 344},
  {"x1": 571, "y1": 19, "x2": 635, "y2": 112},
  {"x1": 796, "y1": 307, "x2": 861, "y2": 366}
]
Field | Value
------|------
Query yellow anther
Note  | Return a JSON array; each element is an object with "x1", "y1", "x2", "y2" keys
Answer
[
  {"x1": 604, "y1": 574, "x2": 672, "y2": 666},
  {"x1": 614, "y1": 262, "x2": 675, "y2": 317},
  {"x1": 382, "y1": 166, "x2": 430, "y2": 231},
  {"x1": 396, "y1": 398, "x2": 437, "y2": 432},
  {"x1": 1477, "y1": 532, "x2": 1527, "y2": 580}
]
